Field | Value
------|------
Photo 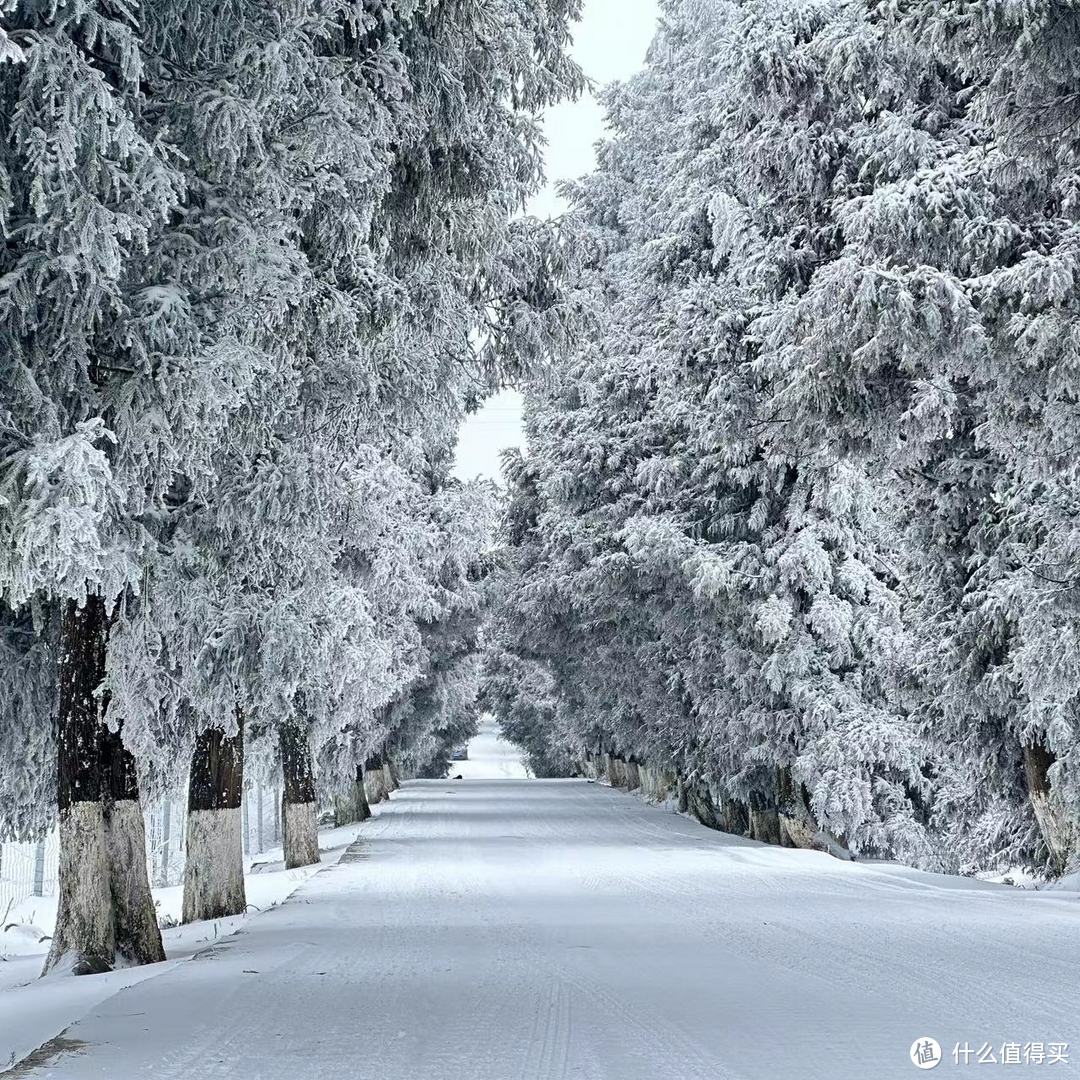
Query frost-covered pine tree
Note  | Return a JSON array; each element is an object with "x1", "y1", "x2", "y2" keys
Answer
[
  {"x1": 1, "y1": 0, "x2": 585, "y2": 965},
  {"x1": 901, "y1": 0, "x2": 1080, "y2": 878},
  {"x1": 101, "y1": 0, "x2": 581, "y2": 900},
  {"x1": 481, "y1": 451, "x2": 578, "y2": 779},
  {"x1": 128, "y1": 0, "x2": 419, "y2": 912},
  {"x1": 0, "y1": 0, "x2": 190, "y2": 973},
  {"x1": 742, "y1": 0, "x2": 1080, "y2": 874},
  {"x1": 0, "y1": 606, "x2": 56, "y2": 843},
  {"x1": 379, "y1": 474, "x2": 497, "y2": 780},
  {"x1": 490, "y1": 0, "x2": 937, "y2": 862}
]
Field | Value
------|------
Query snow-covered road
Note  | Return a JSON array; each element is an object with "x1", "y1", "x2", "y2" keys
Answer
[{"x1": 14, "y1": 770, "x2": 1080, "y2": 1078}]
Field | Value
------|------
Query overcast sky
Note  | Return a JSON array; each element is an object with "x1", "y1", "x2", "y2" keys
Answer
[{"x1": 452, "y1": 0, "x2": 661, "y2": 482}]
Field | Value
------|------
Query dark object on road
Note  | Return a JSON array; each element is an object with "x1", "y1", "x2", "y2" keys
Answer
[{"x1": 452, "y1": 774, "x2": 464, "y2": 780}]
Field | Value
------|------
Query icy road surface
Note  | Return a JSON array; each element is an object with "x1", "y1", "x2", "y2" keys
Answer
[{"x1": 15, "y1": 763, "x2": 1080, "y2": 1078}]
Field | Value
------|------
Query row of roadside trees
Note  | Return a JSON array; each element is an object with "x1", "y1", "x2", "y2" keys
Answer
[
  {"x1": 485, "y1": 0, "x2": 1080, "y2": 879},
  {"x1": 0, "y1": 0, "x2": 581, "y2": 975}
]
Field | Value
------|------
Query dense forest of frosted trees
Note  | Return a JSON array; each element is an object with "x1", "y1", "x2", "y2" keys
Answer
[
  {"x1": 0, "y1": 0, "x2": 581, "y2": 974},
  {"x1": 485, "y1": 0, "x2": 1080, "y2": 879},
  {"x1": 2, "y1": 0, "x2": 1078, "y2": 985}
]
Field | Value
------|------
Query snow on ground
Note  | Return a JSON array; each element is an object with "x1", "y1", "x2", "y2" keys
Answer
[
  {"x1": 1048, "y1": 868, "x2": 1080, "y2": 893},
  {"x1": 450, "y1": 716, "x2": 527, "y2": 779},
  {"x1": 6, "y1": 768, "x2": 1079, "y2": 1079},
  {"x1": 0, "y1": 820, "x2": 373, "y2": 1073}
]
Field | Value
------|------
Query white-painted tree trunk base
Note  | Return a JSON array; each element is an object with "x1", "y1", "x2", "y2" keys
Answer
[
  {"x1": 381, "y1": 764, "x2": 396, "y2": 794},
  {"x1": 1029, "y1": 790, "x2": 1076, "y2": 872},
  {"x1": 105, "y1": 798, "x2": 166, "y2": 966},
  {"x1": 637, "y1": 765, "x2": 675, "y2": 803},
  {"x1": 43, "y1": 802, "x2": 114, "y2": 976},
  {"x1": 365, "y1": 771, "x2": 387, "y2": 805},
  {"x1": 749, "y1": 807, "x2": 783, "y2": 845},
  {"x1": 334, "y1": 781, "x2": 371, "y2": 826},
  {"x1": 779, "y1": 805, "x2": 853, "y2": 860},
  {"x1": 354, "y1": 779, "x2": 371, "y2": 821},
  {"x1": 283, "y1": 801, "x2": 320, "y2": 869},
  {"x1": 183, "y1": 807, "x2": 247, "y2": 923}
]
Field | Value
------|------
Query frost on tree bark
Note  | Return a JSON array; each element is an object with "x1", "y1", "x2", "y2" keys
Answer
[
  {"x1": 281, "y1": 724, "x2": 320, "y2": 869},
  {"x1": 775, "y1": 768, "x2": 851, "y2": 858},
  {"x1": 605, "y1": 753, "x2": 629, "y2": 788},
  {"x1": 639, "y1": 765, "x2": 674, "y2": 803},
  {"x1": 182, "y1": 716, "x2": 246, "y2": 922},
  {"x1": 45, "y1": 597, "x2": 164, "y2": 976},
  {"x1": 1023, "y1": 742, "x2": 1076, "y2": 874},
  {"x1": 682, "y1": 779, "x2": 718, "y2": 829}
]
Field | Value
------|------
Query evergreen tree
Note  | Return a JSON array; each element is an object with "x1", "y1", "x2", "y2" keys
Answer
[
  {"x1": 1, "y1": 0, "x2": 188, "y2": 973},
  {"x1": 486, "y1": 0, "x2": 1080, "y2": 876},
  {"x1": 0, "y1": 0, "x2": 584, "y2": 968}
]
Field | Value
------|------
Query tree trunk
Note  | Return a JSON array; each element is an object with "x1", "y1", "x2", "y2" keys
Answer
[
  {"x1": 749, "y1": 805, "x2": 783, "y2": 845},
  {"x1": 721, "y1": 797, "x2": 750, "y2": 836},
  {"x1": 606, "y1": 754, "x2": 623, "y2": 787},
  {"x1": 46, "y1": 597, "x2": 113, "y2": 976},
  {"x1": 1023, "y1": 741, "x2": 1075, "y2": 874},
  {"x1": 333, "y1": 794, "x2": 352, "y2": 827},
  {"x1": 773, "y1": 768, "x2": 853, "y2": 858},
  {"x1": 365, "y1": 756, "x2": 387, "y2": 805},
  {"x1": 101, "y1": 724, "x2": 166, "y2": 966},
  {"x1": 650, "y1": 766, "x2": 676, "y2": 802},
  {"x1": 182, "y1": 717, "x2": 246, "y2": 922},
  {"x1": 45, "y1": 596, "x2": 164, "y2": 976},
  {"x1": 676, "y1": 775, "x2": 689, "y2": 814},
  {"x1": 777, "y1": 766, "x2": 816, "y2": 849},
  {"x1": 638, "y1": 765, "x2": 653, "y2": 799},
  {"x1": 686, "y1": 781, "x2": 721, "y2": 830},
  {"x1": 334, "y1": 764, "x2": 372, "y2": 826},
  {"x1": 354, "y1": 765, "x2": 372, "y2": 820},
  {"x1": 157, "y1": 799, "x2": 172, "y2": 887},
  {"x1": 281, "y1": 724, "x2": 320, "y2": 869},
  {"x1": 748, "y1": 783, "x2": 783, "y2": 845}
]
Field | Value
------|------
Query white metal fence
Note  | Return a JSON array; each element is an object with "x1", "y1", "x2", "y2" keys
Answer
[
  {"x1": 1, "y1": 782, "x2": 288, "y2": 915},
  {"x1": 0, "y1": 833, "x2": 59, "y2": 918}
]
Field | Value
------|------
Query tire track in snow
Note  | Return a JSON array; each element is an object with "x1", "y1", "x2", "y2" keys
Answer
[{"x1": 520, "y1": 974, "x2": 571, "y2": 1080}]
